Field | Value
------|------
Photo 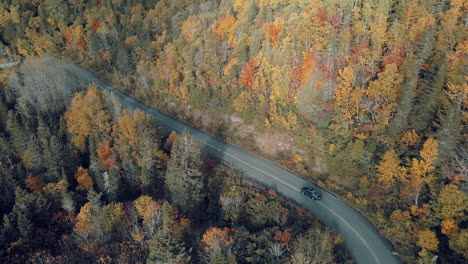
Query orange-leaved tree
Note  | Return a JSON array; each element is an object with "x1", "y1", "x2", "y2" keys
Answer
[
  {"x1": 266, "y1": 20, "x2": 284, "y2": 47},
  {"x1": 97, "y1": 140, "x2": 119, "y2": 172},
  {"x1": 201, "y1": 227, "x2": 236, "y2": 253},
  {"x1": 26, "y1": 175, "x2": 45, "y2": 192},
  {"x1": 239, "y1": 56, "x2": 257, "y2": 90},
  {"x1": 274, "y1": 228, "x2": 292, "y2": 245}
]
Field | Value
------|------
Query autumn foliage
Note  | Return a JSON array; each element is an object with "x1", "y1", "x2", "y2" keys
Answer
[
  {"x1": 97, "y1": 140, "x2": 119, "y2": 172},
  {"x1": 64, "y1": 86, "x2": 111, "y2": 150},
  {"x1": 239, "y1": 57, "x2": 256, "y2": 89},
  {"x1": 216, "y1": 15, "x2": 236, "y2": 39},
  {"x1": 266, "y1": 20, "x2": 283, "y2": 47},
  {"x1": 1, "y1": 0, "x2": 467, "y2": 262},
  {"x1": 274, "y1": 228, "x2": 292, "y2": 245},
  {"x1": 75, "y1": 167, "x2": 93, "y2": 191},
  {"x1": 25, "y1": 175, "x2": 44, "y2": 192},
  {"x1": 201, "y1": 227, "x2": 236, "y2": 252}
]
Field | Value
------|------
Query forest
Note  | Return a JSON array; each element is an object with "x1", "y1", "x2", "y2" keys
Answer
[
  {"x1": 0, "y1": 0, "x2": 467, "y2": 263},
  {"x1": 0, "y1": 69, "x2": 349, "y2": 263}
]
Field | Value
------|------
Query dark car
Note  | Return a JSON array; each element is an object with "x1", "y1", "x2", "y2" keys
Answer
[{"x1": 301, "y1": 187, "x2": 321, "y2": 200}]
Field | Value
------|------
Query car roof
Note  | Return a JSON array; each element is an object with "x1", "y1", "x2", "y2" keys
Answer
[{"x1": 304, "y1": 189, "x2": 319, "y2": 194}]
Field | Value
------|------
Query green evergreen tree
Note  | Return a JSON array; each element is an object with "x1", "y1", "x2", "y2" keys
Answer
[
  {"x1": 57, "y1": 116, "x2": 68, "y2": 144},
  {"x1": 434, "y1": 105, "x2": 463, "y2": 161},
  {"x1": 61, "y1": 190, "x2": 75, "y2": 213},
  {"x1": 43, "y1": 135, "x2": 64, "y2": 182},
  {"x1": 135, "y1": 119, "x2": 162, "y2": 194},
  {"x1": 0, "y1": 93, "x2": 8, "y2": 133},
  {"x1": 1, "y1": 213, "x2": 18, "y2": 243},
  {"x1": 33, "y1": 194, "x2": 51, "y2": 226},
  {"x1": 22, "y1": 136, "x2": 43, "y2": 171},
  {"x1": 6, "y1": 111, "x2": 27, "y2": 154},
  {"x1": 162, "y1": 201, "x2": 174, "y2": 229},
  {"x1": 0, "y1": 172, "x2": 15, "y2": 217},
  {"x1": 105, "y1": 170, "x2": 122, "y2": 202},
  {"x1": 411, "y1": 54, "x2": 447, "y2": 132},
  {"x1": 209, "y1": 249, "x2": 226, "y2": 264},
  {"x1": 390, "y1": 30, "x2": 435, "y2": 137},
  {"x1": 17, "y1": 212, "x2": 33, "y2": 238},
  {"x1": 87, "y1": 188, "x2": 103, "y2": 212},
  {"x1": 116, "y1": 45, "x2": 131, "y2": 73},
  {"x1": 147, "y1": 231, "x2": 191, "y2": 264},
  {"x1": 165, "y1": 130, "x2": 205, "y2": 216},
  {"x1": 36, "y1": 112, "x2": 51, "y2": 141},
  {"x1": 227, "y1": 250, "x2": 238, "y2": 264}
]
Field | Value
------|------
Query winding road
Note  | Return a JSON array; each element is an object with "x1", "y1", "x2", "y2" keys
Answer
[{"x1": 66, "y1": 63, "x2": 401, "y2": 264}]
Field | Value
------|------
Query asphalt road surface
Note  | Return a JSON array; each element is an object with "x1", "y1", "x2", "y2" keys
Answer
[
  {"x1": 0, "y1": 61, "x2": 20, "y2": 68},
  {"x1": 69, "y1": 64, "x2": 402, "y2": 264}
]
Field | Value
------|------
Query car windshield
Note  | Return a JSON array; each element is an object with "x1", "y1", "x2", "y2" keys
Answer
[{"x1": 302, "y1": 187, "x2": 319, "y2": 195}]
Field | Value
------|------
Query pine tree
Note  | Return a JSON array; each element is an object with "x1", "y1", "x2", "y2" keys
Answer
[
  {"x1": 1, "y1": 213, "x2": 18, "y2": 244},
  {"x1": 162, "y1": 201, "x2": 174, "y2": 230},
  {"x1": 87, "y1": 188, "x2": 102, "y2": 212},
  {"x1": 147, "y1": 231, "x2": 191, "y2": 264},
  {"x1": 43, "y1": 135, "x2": 64, "y2": 182},
  {"x1": 22, "y1": 136, "x2": 43, "y2": 171},
  {"x1": 57, "y1": 116, "x2": 68, "y2": 144},
  {"x1": 209, "y1": 249, "x2": 226, "y2": 264},
  {"x1": 390, "y1": 30, "x2": 435, "y2": 137},
  {"x1": 104, "y1": 170, "x2": 122, "y2": 202},
  {"x1": 36, "y1": 112, "x2": 51, "y2": 141},
  {"x1": 6, "y1": 111, "x2": 27, "y2": 154},
  {"x1": 31, "y1": 194, "x2": 50, "y2": 228},
  {"x1": 61, "y1": 191, "x2": 75, "y2": 213},
  {"x1": 434, "y1": 105, "x2": 463, "y2": 160},
  {"x1": 227, "y1": 250, "x2": 238, "y2": 264},
  {"x1": 17, "y1": 212, "x2": 33, "y2": 238},
  {"x1": 0, "y1": 93, "x2": 8, "y2": 133},
  {"x1": 114, "y1": 109, "x2": 162, "y2": 194},
  {"x1": 165, "y1": 130, "x2": 205, "y2": 216},
  {"x1": 411, "y1": 54, "x2": 447, "y2": 132},
  {"x1": 99, "y1": 202, "x2": 125, "y2": 240}
]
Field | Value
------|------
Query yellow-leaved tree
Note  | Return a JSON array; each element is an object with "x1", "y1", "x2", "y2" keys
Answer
[
  {"x1": 75, "y1": 167, "x2": 93, "y2": 191},
  {"x1": 366, "y1": 64, "x2": 403, "y2": 128},
  {"x1": 417, "y1": 229, "x2": 439, "y2": 252},
  {"x1": 376, "y1": 149, "x2": 404, "y2": 186},
  {"x1": 333, "y1": 66, "x2": 356, "y2": 130},
  {"x1": 74, "y1": 203, "x2": 93, "y2": 237},
  {"x1": 435, "y1": 184, "x2": 467, "y2": 224},
  {"x1": 65, "y1": 85, "x2": 111, "y2": 151},
  {"x1": 401, "y1": 138, "x2": 438, "y2": 206}
]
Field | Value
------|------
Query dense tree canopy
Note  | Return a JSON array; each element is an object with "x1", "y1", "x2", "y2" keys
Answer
[{"x1": 0, "y1": 0, "x2": 466, "y2": 262}]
